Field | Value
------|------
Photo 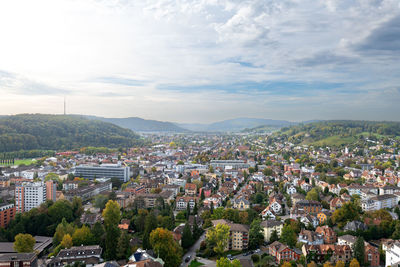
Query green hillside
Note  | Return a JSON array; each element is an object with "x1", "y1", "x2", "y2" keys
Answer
[
  {"x1": 275, "y1": 120, "x2": 400, "y2": 146},
  {"x1": 0, "y1": 114, "x2": 142, "y2": 152}
]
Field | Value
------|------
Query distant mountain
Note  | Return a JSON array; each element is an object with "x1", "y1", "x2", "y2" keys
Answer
[
  {"x1": 178, "y1": 118, "x2": 295, "y2": 132},
  {"x1": 0, "y1": 114, "x2": 141, "y2": 152},
  {"x1": 86, "y1": 116, "x2": 188, "y2": 132}
]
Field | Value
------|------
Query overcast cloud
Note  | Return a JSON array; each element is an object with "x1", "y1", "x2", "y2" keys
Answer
[{"x1": 0, "y1": 0, "x2": 399, "y2": 123}]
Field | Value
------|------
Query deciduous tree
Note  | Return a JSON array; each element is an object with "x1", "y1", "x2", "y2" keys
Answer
[
  {"x1": 13, "y1": 234, "x2": 35, "y2": 253},
  {"x1": 150, "y1": 228, "x2": 182, "y2": 267}
]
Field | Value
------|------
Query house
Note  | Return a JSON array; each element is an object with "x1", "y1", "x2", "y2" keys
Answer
[
  {"x1": 287, "y1": 185, "x2": 297, "y2": 195},
  {"x1": 298, "y1": 229, "x2": 324, "y2": 245},
  {"x1": 260, "y1": 220, "x2": 284, "y2": 242},
  {"x1": 315, "y1": 226, "x2": 336, "y2": 244},
  {"x1": 185, "y1": 183, "x2": 197, "y2": 196},
  {"x1": 269, "y1": 241, "x2": 302, "y2": 262},
  {"x1": 386, "y1": 241, "x2": 400, "y2": 267},
  {"x1": 292, "y1": 200, "x2": 322, "y2": 214},
  {"x1": 330, "y1": 197, "x2": 344, "y2": 210},
  {"x1": 365, "y1": 242, "x2": 380, "y2": 267},
  {"x1": 317, "y1": 211, "x2": 330, "y2": 224},
  {"x1": 269, "y1": 199, "x2": 283, "y2": 214},
  {"x1": 212, "y1": 219, "x2": 249, "y2": 251},
  {"x1": 338, "y1": 235, "x2": 357, "y2": 248},
  {"x1": 122, "y1": 248, "x2": 164, "y2": 267},
  {"x1": 0, "y1": 253, "x2": 37, "y2": 267},
  {"x1": 302, "y1": 244, "x2": 352, "y2": 264},
  {"x1": 292, "y1": 193, "x2": 305, "y2": 206},
  {"x1": 344, "y1": 221, "x2": 368, "y2": 232},
  {"x1": 233, "y1": 198, "x2": 250, "y2": 211},
  {"x1": 261, "y1": 206, "x2": 277, "y2": 220},
  {"x1": 300, "y1": 214, "x2": 319, "y2": 228},
  {"x1": 55, "y1": 245, "x2": 102, "y2": 266},
  {"x1": 175, "y1": 196, "x2": 197, "y2": 211}
]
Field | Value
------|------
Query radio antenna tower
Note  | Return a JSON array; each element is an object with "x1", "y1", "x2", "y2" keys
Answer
[{"x1": 64, "y1": 96, "x2": 66, "y2": 115}]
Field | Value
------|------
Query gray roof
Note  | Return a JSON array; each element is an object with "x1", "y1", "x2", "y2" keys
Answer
[
  {"x1": 0, "y1": 253, "x2": 36, "y2": 262},
  {"x1": 260, "y1": 220, "x2": 284, "y2": 228}
]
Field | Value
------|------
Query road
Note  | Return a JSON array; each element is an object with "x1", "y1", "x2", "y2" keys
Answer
[{"x1": 181, "y1": 232, "x2": 206, "y2": 267}]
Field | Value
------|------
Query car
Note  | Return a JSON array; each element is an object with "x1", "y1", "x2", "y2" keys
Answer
[
  {"x1": 227, "y1": 254, "x2": 234, "y2": 260},
  {"x1": 243, "y1": 252, "x2": 250, "y2": 256},
  {"x1": 185, "y1": 256, "x2": 191, "y2": 262},
  {"x1": 255, "y1": 249, "x2": 260, "y2": 253}
]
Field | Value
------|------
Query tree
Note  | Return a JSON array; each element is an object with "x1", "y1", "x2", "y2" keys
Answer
[
  {"x1": 150, "y1": 228, "x2": 183, "y2": 267},
  {"x1": 143, "y1": 212, "x2": 157, "y2": 249},
  {"x1": 270, "y1": 229, "x2": 279, "y2": 243},
  {"x1": 13, "y1": 234, "x2": 35, "y2": 253},
  {"x1": 249, "y1": 219, "x2": 264, "y2": 249},
  {"x1": 72, "y1": 225, "x2": 95, "y2": 246},
  {"x1": 102, "y1": 200, "x2": 121, "y2": 260},
  {"x1": 94, "y1": 194, "x2": 108, "y2": 210},
  {"x1": 280, "y1": 224, "x2": 297, "y2": 247},
  {"x1": 216, "y1": 257, "x2": 242, "y2": 267},
  {"x1": 117, "y1": 231, "x2": 131, "y2": 260},
  {"x1": 181, "y1": 223, "x2": 193, "y2": 249},
  {"x1": 251, "y1": 254, "x2": 260, "y2": 263},
  {"x1": 60, "y1": 234, "x2": 73, "y2": 249},
  {"x1": 353, "y1": 237, "x2": 365, "y2": 266},
  {"x1": 53, "y1": 218, "x2": 76, "y2": 246},
  {"x1": 307, "y1": 262, "x2": 317, "y2": 267},
  {"x1": 281, "y1": 262, "x2": 291, "y2": 267},
  {"x1": 186, "y1": 202, "x2": 191, "y2": 219},
  {"x1": 201, "y1": 190, "x2": 205, "y2": 200},
  {"x1": 323, "y1": 262, "x2": 333, "y2": 267},
  {"x1": 92, "y1": 221, "x2": 105, "y2": 244},
  {"x1": 206, "y1": 223, "x2": 230, "y2": 256},
  {"x1": 349, "y1": 258, "x2": 360, "y2": 267},
  {"x1": 48, "y1": 200, "x2": 74, "y2": 223},
  {"x1": 335, "y1": 261, "x2": 345, "y2": 267},
  {"x1": 306, "y1": 188, "x2": 319, "y2": 201}
]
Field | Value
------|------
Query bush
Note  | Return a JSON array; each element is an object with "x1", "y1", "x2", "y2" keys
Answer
[
  {"x1": 261, "y1": 253, "x2": 268, "y2": 259},
  {"x1": 251, "y1": 254, "x2": 260, "y2": 263}
]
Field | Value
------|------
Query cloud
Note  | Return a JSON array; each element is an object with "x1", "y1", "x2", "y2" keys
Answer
[
  {"x1": 357, "y1": 14, "x2": 400, "y2": 52},
  {"x1": 0, "y1": 0, "x2": 399, "y2": 122}
]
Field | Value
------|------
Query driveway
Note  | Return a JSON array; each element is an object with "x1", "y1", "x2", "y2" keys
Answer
[{"x1": 181, "y1": 232, "x2": 206, "y2": 267}]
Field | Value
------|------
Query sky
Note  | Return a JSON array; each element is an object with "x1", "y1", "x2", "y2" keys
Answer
[{"x1": 0, "y1": 0, "x2": 400, "y2": 123}]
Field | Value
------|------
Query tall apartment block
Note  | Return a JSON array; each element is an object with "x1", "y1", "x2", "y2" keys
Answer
[
  {"x1": 0, "y1": 203, "x2": 16, "y2": 227},
  {"x1": 15, "y1": 181, "x2": 56, "y2": 213}
]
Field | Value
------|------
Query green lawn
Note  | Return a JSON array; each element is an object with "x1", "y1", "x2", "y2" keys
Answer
[
  {"x1": 188, "y1": 260, "x2": 204, "y2": 267},
  {"x1": 310, "y1": 135, "x2": 356, "y2": 146},
  {"x1": 0, "y1": 158, "x2": 35, "y2": 167}
]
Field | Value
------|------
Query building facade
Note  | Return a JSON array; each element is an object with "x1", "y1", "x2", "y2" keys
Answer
[
  {"x1": 74, "y1": 163, "x2": 130, "y2": 182},
  {"x1": 15, "y1": 182, "x2": 47, "y2": 213}
]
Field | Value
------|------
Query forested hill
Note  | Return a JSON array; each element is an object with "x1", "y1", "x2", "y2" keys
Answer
[
  {"x1": 0, "y1": 114, "x2": 142, "y2": 152},
  {"x1": 275, "y1": 120, "x2": 400, "y2": 146}
]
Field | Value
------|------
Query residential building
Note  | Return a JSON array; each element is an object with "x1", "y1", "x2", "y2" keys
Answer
[
  {"x1": 45, "y1": 180, "x2": 57, "y2": 202},
  {"x1": 365, "y1": 243, "x2": 380, "y2": 267},
  {"x1": 0, "y1": 253, "x2": 37, "y2": 267},
  {"x1": 269, "y1": 241, "x2": 302, "y2": 262},
  {"x1": 55, "y1": 245, "x2": 102, "y2": 266},
  {"x1": 175, "y1": 196, "x2": 197, "y2": 211},
  {"x1": 210, "y1": 160, "x2": 250, "y2": 170},
  {"x1": 64, "y1": 182, "x2": 112, "y2": 201},
  {"x1": 260, "y1": 220, "x2": 283, "y2": 242},
  {"x1": 185, "y1": 183, "x2": 197, "y2": 196},
  {"x1": 75, "y1": 163, "x2": 130, "y2": 182},
  {"x1": 298, "y1": 229, "x2": 324, "y2": 245},
  {"x1": 212, "y1": 219, "x2": 249, "y2": 250},
  {"x1": 315, "y1": 226, "x2": 336, "y2": 244},
  {"x1": 386, "y1": 242, "x2": 400, "y2": 267},
  {"x1": 15, "y1": 182, "x2": 47, "y2": 213},
  {"x1": 338, "y1": 235, "x2": 357, "y2": 248},
  {"x1": 302, "y1": 244, "x2": 352, "y2": 263},
  {"x1": 0, "y1": 203, "x2": 15, "y2": 228},
  {"x1": 233, "y1": 198, "x2": 250, "y2": 211}
]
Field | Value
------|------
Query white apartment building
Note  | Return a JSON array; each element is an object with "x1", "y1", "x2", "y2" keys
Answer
[
  {"x1": 386, "y1": 242, "x2": 400, "y2": 267},
  {"x1": 15, "y1": 182, "x2": 47, "y2": 213}
]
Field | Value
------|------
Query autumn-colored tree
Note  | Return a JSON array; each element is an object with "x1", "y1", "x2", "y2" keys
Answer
[
  {"x1": 307, "y1": 261, "x2": 317, "y2": 267},
  {"x1": 349, "y1": 258, "x2": 360, "y2": 267},
  {"x1": 281, "y1": 261, "x2": 292, "y2": 267},
  {"x1": 206, "y1": 223, "x2": 230, "y2": 256},
  {"x1": 335, "y1": 260, "x2": 345, "y2": 267},
  {"x1": 60, "y1": 234, "x2": 73, "y2": 249},
  {"x1": 216, "y1": 257, "x2": 242, "y2": 267},
  {"x1": 323, "y1": 262, "x2": 333, "y2": 267},
  {"x1": 53, "y1": 218, "x2": 76, "y2": 246},
  {"x1": 13, "y1": 234, "x2": 35, "y2": 253},
  {"x1": 150, "y1": 228, "x2": 182, "y2": 267},
  {"x1": 72, "y1": 225, "x2": 95, "y2": 246},
  {"x1": 102, "y1": 200, "x2": 121, "y2": 260}
]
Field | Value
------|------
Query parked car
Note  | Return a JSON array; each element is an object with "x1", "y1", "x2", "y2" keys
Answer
[
  {"x1": 255, "y1": 249, "x2": 260, "y2": 253},
  {"x1": 185, "y1": 256, "x2": 191, "y2": 262}
]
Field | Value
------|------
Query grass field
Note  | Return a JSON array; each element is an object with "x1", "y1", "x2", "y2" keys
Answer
[
  {"x1": 310, "y1": 135, "x2": 357, "y2": 146},
  {"x1": 188, "y1": 260, "x2": 204, "y2": 267},
  {"x1": 0, "y1": 158, "x2": 35, "y2": 167}
]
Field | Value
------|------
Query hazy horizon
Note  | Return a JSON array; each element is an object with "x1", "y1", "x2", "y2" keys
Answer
[{"x1": 1, "y1": 0, "x2": 400, "y2": 123}]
